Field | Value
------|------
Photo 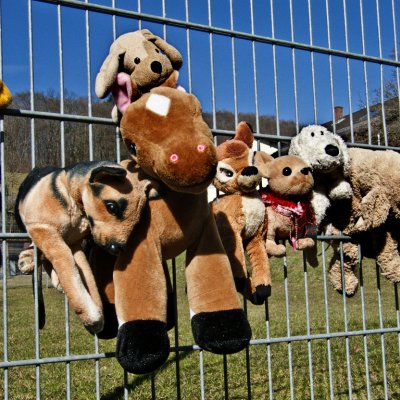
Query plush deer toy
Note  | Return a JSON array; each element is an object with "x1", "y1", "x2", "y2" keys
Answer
[
  {"x1": 211, "y1": 122, "x2": 272, "y2": 304},
  {"x1": 94, "y1": 86, "x2": 251, "y2": 375}
]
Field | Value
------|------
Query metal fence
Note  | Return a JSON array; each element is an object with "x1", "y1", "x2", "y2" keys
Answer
[{"x1": 0, "y1": 0, "x2": 400, "y2": 399}]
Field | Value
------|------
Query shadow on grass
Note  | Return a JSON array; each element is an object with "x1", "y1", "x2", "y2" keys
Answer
[{"x1": 101, "y1": 350, "x2": 193, "y2": 400}]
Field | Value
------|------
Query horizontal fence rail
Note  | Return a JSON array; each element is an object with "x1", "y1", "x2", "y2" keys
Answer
[{"x1": 1, "y1": 0, "x2": 400, "y2": 399}]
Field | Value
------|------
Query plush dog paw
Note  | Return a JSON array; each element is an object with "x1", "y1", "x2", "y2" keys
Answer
[
  {"x1": 250, "y1": 284, "x2": 271, "y2": 305},
  {"x1": 191, "y1": 309, "x2": 251, "y2": 354},
  {"x1": 95, "y1": 303, "x2": 118, "y2": 339},
  {"x1": 296, "y1": 238, "x2": 315, "y2": 250},
  {"x1": 18, "y1": 248, "x2": 35, "y2": 274},
  {"x1": 116, "y1": 320, "x2": 170, "y2": 374},
  {"x1": 266, "y1": 240, "x2": 286, "y2": 257}
]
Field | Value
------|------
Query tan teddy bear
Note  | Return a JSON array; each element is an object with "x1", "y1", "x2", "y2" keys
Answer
[{"x1": 257, "y1": 155, "x2": 317, "y2": 258}]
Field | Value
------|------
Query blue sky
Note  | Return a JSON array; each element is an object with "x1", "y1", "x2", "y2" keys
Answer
[{"x1": 1, "y1": 0, "x2": 399, "y2": 126}]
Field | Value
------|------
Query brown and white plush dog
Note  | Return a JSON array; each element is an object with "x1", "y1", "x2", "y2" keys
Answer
[
  {"x1": 211, "y1": 121, "x2": 272, "y2": 304},
  {"x1": 15, "y1": 160, "x2": 149, "y2": 333},
  {"x1": 95, "y1": 29, "x2": 183, "y2": 122}
]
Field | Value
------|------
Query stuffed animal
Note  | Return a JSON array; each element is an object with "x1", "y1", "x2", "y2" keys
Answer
[
  {"x1": 257, "y1": 155, "x2": 317, "y2": 257},
  {"x1": 289, "y1": 125, "x2": 353, "y2": 225},
  {"x1": 289, "y1": 125, "x2": 400, "y2": 295},
  {"x1": 0, "y1": 79, "x2": 12, "y2": 108},
  {"x1": 210, "y1": 121, "x2": 272, "y2": 305},
  {"x1": 95, "y1": 86, "x2": 252, "y2": 375},
  {"x1": 15, "y1": 160, "x2": 149, "y2": 333},
  {"x1": 95, "y1": 29, "x2": 182, "y2": 122}
]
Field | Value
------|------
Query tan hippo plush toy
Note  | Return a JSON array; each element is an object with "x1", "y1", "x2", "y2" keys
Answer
[
  {"x1": 95, "y1": 29, "x2": 182, "y2": 122},
  {"x1": 289, "y1": 125, "x2": 400, "y2": 296},
  {"x1": 211, "y1": 121, "x2": 272, "y2": 304},
  {"x1": 93, "y1": 86, "x2": 252, "y2": 375}
]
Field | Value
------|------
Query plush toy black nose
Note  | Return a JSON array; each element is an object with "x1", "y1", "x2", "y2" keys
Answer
[
  {"x1": 325, "y1": 144, "x2": 339, "y2": 157},
  {"x1": 241, "y1": 166, "x2": 258, "y2": 176},
  {"x1": 300, "y1": 167, "x2": 311, "y2": 175},
  {"x1": 151, "y1": 61, "x2": 162, "y2": 74},
  {"x1": 106, "y1": 242, "x2": 125, "y2": 256}
]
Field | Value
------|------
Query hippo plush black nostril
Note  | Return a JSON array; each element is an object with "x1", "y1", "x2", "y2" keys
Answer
[
  {"x1": 151, "y1": 61, "x2": 162, "y2": 74},
  {"x1": 301, "y1": 167, "x2": 310, "y2": 175},
  {"x1": 241, "y1": 166, "x2": 258, "y2": 176},
  {"x1": 107, "y1": 242, "x2": 125, "y2": 256},
  {"x1": 325, "y1": 144, "x2": 339, "y2": 157}
]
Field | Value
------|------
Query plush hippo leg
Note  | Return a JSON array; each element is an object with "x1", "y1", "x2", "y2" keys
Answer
[
  {"x1": 329, "y1": 241, "x2": 359, "y2": 296},
  {"x1": 375, "y1": 229, "x2": 400, "y2": 283},
  {"x1": 245, "y1": 235, "x2": 272, "y2": 304},
  {"x1": 114, "y1": 230, "x2": 169, "y2": 375},
  {"x1": 186, "y1": 216, "x2": 252, "y2": 354}
]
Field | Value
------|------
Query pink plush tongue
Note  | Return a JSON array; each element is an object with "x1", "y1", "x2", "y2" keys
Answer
[{"x1": 112, "y1": 72, "x2": 133, "y2": 114}]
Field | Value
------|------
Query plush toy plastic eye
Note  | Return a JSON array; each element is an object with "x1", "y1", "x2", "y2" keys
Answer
[
  {"x1": 320, "y1": 130, "x2": 324, "y2": 135},
  {"x1": 105, "y1": 201, "x2": 119, "y2": 216},
  {"x1": 155, "y1": 49, "x2": 160, "y2": 53},
  {"x1": 221, "y1": 168, "x2": 234, "y2": 178},
  {"x1": 282, "y1": 167, "x2": 292, "y2": 176},
  {"x1": 311, "y1": 132, "x2": 315, "y2": 137},
  {"x1": 134, "y1": 57, "x2": 141, "y2": 64}
]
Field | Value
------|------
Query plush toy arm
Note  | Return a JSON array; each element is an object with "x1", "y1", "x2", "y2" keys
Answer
[
  {"x1": 245, "y1": 231, "x2": 272, "y2": 304},
  {"x1": 27, "y1": 224, "x2": 104, "y2": 333},
  {"x1": 311, "y1": 190, "x2": 331, "y2": 226},
  {"x1": 350, "y1": 188, "x2": 390, "y2": 233},
  {"x1": 141, "y1": 29, "x2": 183, "y2": 70},
  {"x1": 328, "y1": 179, "x2": 353, "y2": 200}
]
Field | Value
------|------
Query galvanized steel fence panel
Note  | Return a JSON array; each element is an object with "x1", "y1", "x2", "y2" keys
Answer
[{"x1": 0, "y1": 0, "x2": 399, "y2": 399}]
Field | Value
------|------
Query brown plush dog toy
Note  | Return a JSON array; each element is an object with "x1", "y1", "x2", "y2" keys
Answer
[
  {"x1": 15, "y1": 160, "x2": 149, "y2": 333},
  {"x1": 211, "y1": 121, "x2": 272, "y2": 304},
  {"x1": 258, "y1": 155, "x2": 317, "y2": 257},
  {"x1": 95, "y1": 29, "x2": 182, "y2": 122},
  {"x1": 94, "y1": 86, "x2": 252, "y2": 375}
]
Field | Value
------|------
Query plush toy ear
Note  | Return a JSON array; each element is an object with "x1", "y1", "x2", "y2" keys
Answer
[
  {"x1": 112, "y1": 72, "x2": 135, "y2": 115},
  {"x1": 234, "y1": 122, "x2": 254, "y2": 148},
  {"x1": 288, "y1": 134, "x2": 302, "y2": 157},
  {"x1": 95, "y1": 48, "x2": 126, "y2": 99},
  {"x1": 336, "y1": 134, "x2": 351, "y2": 177},
  {"x1": 253, "y1": 151, "x2": 274, "y2": 178},
  {"x1": 141, "y1": 29, "x2": 183, "y2": 70},
  {"x1": 89, "y1": 165, "x2": 127, "y2": 184}
]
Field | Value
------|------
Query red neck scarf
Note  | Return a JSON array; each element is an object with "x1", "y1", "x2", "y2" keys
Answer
[{"x1": 259, "y1": 188, "x2": 316, "y2": 249}]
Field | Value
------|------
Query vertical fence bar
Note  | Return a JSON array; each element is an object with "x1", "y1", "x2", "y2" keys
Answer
[
  {"x1": 303, "y1": 252, "x2": 314, "y2": 399},
  {"x1": 172, "y1": 259, "x2": 181, "y2": 400},
  {"x1": 342, "y1": 0, "x2": 355, "y2": 142},
  {"x1": 375, "y1": 264, "x2": 389, "y2": 399},
  {"x1": 289, "y1": 0, "x2": 299, "y2": 132},
  {"x1": 358, "y1": 245, "x2": 372, "y2": 399},
  {"x1": 339, "y1": 241, "x2": 352, "y2": 399},
  {"x1": 229, "y1": 0, "x2": 238, "y2": 126},
  {"x1": 321, "y1": 242, "x2": 334, "y2": 400},
  {"x1": 207, "y1": 0, "x2": 217, "y2": 128},
  {"x1": 249, "y1": 0, "x2": 260, "y2": 132},
  {"x1": 0, "y1": 2, "x2": 8, "y2": 396},
  {"x1": 307, "y1": 0, "x2": 318, "y2": 124},
  {"x1": 359, "y1": 0, "x2": 373, "y2": 145},
  {"x1": 375, "y1": 0, "x2": 388, "y2": 147}
]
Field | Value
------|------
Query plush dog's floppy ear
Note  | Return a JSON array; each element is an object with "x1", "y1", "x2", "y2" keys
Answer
[
  {"x1": 141, "y1": 29, "x2": 183, "y2": 70},
  {"x1": 95, "y1": 47, "x2": 126, "y2": 99},
  {"x1": 336, "y1": 134, "x2": 351, "y2": 177},
  {"x1": 89, "y1": 165, "x2": 127, "y2": 184}
]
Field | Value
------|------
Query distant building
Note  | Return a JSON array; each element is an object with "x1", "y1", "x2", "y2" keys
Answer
[{"x1": 322, "y1": 98, "x2": 400, "y2": 147}]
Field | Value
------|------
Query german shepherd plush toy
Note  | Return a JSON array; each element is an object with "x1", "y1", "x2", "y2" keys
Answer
[
  {"x1": 95, "y1": 29, "x2": 182, "y2": 123},
  {"x1": 15, "y1": 160, "x2": 149, "y2": 334},
  {"x1": 94, "y1": 86, "x2": 252, "y2": 375},
  {"x1": 211, "y1": 121, "x2": 272, "y2": 304}
]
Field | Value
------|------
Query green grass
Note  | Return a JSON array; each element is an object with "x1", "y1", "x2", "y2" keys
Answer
[{"x1": 1, "y1": 247, "x2": 400, "y2": 399}]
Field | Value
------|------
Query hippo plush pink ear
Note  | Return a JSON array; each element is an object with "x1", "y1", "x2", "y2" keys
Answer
[{"x1": 112, "y1": 72, "x2": 135, "y2": 114}]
